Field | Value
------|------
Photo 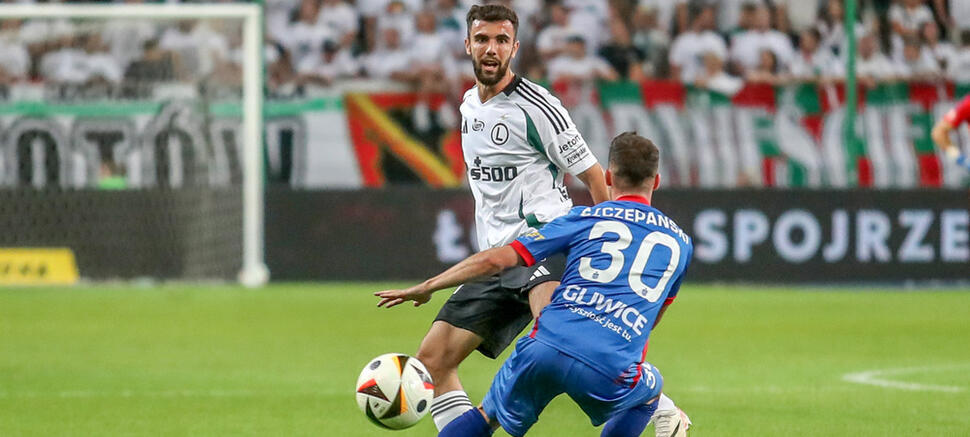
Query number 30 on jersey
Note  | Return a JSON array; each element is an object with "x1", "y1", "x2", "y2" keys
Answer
[{"x1": 578, "y1": 221, "x2": 681, "y2": 303}]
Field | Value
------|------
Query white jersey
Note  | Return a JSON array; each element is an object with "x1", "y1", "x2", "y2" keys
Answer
[{"x1": 460, "y1": 75, "x2": 599, "y2": 250}]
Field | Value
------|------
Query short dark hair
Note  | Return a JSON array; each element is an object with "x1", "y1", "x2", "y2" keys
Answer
[
  {"x1": 608, "y1": 132, "x2": 659, "y2": 188},
  {"x1": 466, "y1": 4, "x2": 518, "y2": 38}
]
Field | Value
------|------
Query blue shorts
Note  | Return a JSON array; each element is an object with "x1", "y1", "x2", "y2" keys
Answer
[{"x1": 481, "y1": 337, "x2": 663, "y2": 437}]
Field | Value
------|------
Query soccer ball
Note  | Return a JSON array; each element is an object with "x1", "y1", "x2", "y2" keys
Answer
[{"x1": 355, "y1": 353, "x2": 435, "y2": 429}]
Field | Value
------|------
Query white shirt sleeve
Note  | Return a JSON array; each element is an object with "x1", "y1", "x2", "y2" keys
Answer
[{"x1": 519, "y1": 88, "x2": 599, "y2": 176}]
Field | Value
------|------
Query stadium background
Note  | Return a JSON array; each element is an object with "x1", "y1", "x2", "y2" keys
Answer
[{"x1": 1, "y1": 0, "x2": 969, "y2": 435}]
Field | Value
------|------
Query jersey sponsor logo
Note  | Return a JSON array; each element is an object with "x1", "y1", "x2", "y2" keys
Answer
[
  {"x1": 491, "y1": 123, "x2": 509, "y2": 145},
  {"x1": 561, "y1": 284, "x2": 648, "y2": 340},
  {"x1": 522, "y1": 229, "x2": 545, "y2": 241},
  {"x1": 462, "y1": 118, "x2": 468, "y2": 133},
  {"x1": 564, "y1": 147, "x2": 590, "y2": 166},
  {"x1": 469, "y1": 156, "x2": 519, "y2": 182},
  {"x1": 472, "y1": 118, "x2": 485, "y2": 131},
  {"x1": 558, "y1": 135, "x2": 582, "y2": 154}
]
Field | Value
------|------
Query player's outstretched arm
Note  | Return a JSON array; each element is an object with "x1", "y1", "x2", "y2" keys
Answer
[
  {"x1": 375, "y1": 246, "x2": 525, "y2": 308},
  {"x1": 576, "y1": 163, "x2": 609, "y2": 204},
  {"x1": 932, "y1": 118, "x2": 970, "y2": 170},
  {"x1": 931, "y1": 118, "x2": 957, "y2": 154}
]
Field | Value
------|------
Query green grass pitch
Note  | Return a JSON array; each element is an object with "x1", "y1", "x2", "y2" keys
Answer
[{"x1": 1, "y1": 283, "x2": 969, "y2": 436}]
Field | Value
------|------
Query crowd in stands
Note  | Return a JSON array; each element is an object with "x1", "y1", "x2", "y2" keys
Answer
[
  {"x1": 261, "y1": 0, "x2": 970, "y2": 92},
  {"x1": 0, "y1": 0, "x2": 245, "y2": 97},
  {"x1": 0, "y1": 0, "x2": 969, "y2": 98}
]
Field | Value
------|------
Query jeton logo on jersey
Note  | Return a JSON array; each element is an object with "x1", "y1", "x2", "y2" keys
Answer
[
  {"x1": 491, "y1": 123, "x2": 509, "y2": 145},
  {"x1": 558, "y1": 135, "x2": 581, "y2": 153}
]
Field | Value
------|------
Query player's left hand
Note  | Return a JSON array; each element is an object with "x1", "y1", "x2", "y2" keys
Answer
[{"x1": 375, "y1": 286, "x2": 432, "y2": 308}]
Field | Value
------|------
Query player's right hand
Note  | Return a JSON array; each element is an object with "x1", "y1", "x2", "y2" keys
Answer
[{"x1": 375, "y1": 286, "x2": 432, "y2": 308}]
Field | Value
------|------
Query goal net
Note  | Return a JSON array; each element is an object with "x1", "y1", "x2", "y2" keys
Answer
[{"x1": 0, "y1": 4, "x2": 268, "y2": 286}]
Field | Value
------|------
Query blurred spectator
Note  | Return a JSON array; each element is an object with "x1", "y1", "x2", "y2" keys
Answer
[
  {"x1": 280, "y1": 0, "x2": 335, "y2": 71},
  {"x1": 727, "y1": 2, "x2": 759, "y2": 36},
  {"x1": 159, "y1": 20, "x2": 231, "y2": 80},
  {"x1": 39, "y1": 33, "x2": 88, "y2": 84},
  {"x1": 265, "y1": 41, "x2": 297, "y2": 92},
  {"x1": 213, "y1": 31, "x2": 244, "y2": 88},
  {"x1": 20, "y1": 18, "x2": 75, "y2": 78},
  {"x1": 855, "y1": 33, "x2": 898, "y2": 86},
  {"x1": 669, "y1": 5, "x2": 726, "y2": 82},
  {"x1": 693, "y1": 50, "x2": 743, "y2": 95},
  {"x1": 536, "y1": 1, "x2": 574, "y2": 61},
  {"x1": 638, "y1": 0, "x2": 687, "y2": 35},
  {"x1": 716, "y1": 0, "x2": 763, "y2": 34},
  {"x1": 919, "y1": 21, "x2": 954, "y2": 71},
  {"x1": 295, "y1": 40, "x2": 358, "y2": 86},
  {"x1": 895, "y1": 37, "x2": 942, "y2": 81},
  {"x1": 730, "y1": 5, "x2": 794, "y2": 76},
  {"x1": 547, "y1": 34, "x2": 618, "y2": 82},
  {"x1": 102, "y1": 10, "x2": 158, "y2": 68},
  {"x1": 377, "y1": 0, "x2": 416, "y2": 48},
  {"x1": 937, "y1": 0, "x2": 970, "y2": 32},
  {"x1": 122, "y1": 39, "x2": 176, "y2": 97},
  {"x1": 408, "y1": 10, "x2": 458, "y2": 131},
  {"x1": 630, "y1": 5, "x2": 671, "y2": 77},
  {"x1": 434, "y1": 0, "x2": 467, "y2": 57},
  {"x1": 774, "y1": 0, "x2": 821, "y2": 34},
  {"x1": 0, "y1": 21, "x2": 29, "y2": 84},
  {"x1": 817, "y1": 0, "x2": 864, "y2": 58},
  {"x1": 265, "y1": 0, "x2": 301, "y2": 42},
  {"x1": 598, "y1": 15, "x2": 645, "y2": 79},
  {"x1": 946, "y1": 29, "x2": 970, "y2": 82},
  {"x1": 81, "y1": 33, "x2": 123, "y2": 84},
  {"x1": 362, "y1": 27, "x2": 411, "y2": 81},
  {"x1": 563, "y1": 0, "x2": 609, "y2": 52},
  {"x1": 789, "y1": 28, "x2": 843, "y2": 81},
  {"x1": 318, "y1": 0, "x2": 359, "y2": 50},
  {"x1": 745, "y1": 49, "x2": 787, "y2": 84},
  {"x1": 409, "y1": 10, "x2": 456, "y2": 76},
  {"x1": 889, "y1": 0, "x2": 935, "y2": 60}
]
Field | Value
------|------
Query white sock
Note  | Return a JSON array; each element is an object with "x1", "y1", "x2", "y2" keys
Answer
[
  {"x1": 656, "y1": 392, "x2": 677, "y2": 412},
  {"x1": 429, "y1": 390, "x2": 474, "y2": 431}
]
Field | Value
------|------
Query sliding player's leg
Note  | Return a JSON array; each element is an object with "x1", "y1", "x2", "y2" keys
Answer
[
  {"x1": 651, "y1": 399, "x2": 691, "y2": 437},
  {"x1": 564, "y1": 362, "x2": 663, "y2": 437},
  {"x1": 600, "y1": 400, "x2": 659, "y2": 437},
  {"x1": 472, "y1": 337, "x2": 567, "y2": 437}
]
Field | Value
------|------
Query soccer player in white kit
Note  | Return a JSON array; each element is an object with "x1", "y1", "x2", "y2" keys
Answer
[{"x1": 379, "y1": 5, "x2": 689, "y2": 436}]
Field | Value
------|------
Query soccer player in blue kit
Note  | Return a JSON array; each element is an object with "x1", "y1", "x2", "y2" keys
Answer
[{"x1": 377, "y1": 132, "x2": 693, "y2": 436}]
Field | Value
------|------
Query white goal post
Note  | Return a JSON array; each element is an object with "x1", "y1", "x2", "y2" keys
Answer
[{"x1": 0, "y1": 3, "x2": 269, "y2": 287}]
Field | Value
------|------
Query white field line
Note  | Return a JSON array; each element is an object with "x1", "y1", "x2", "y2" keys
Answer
[
  {"x1": 0, "y1": 389, "x2": 328, "y2": 399},
  {"x1": 842, "y1": 365, "x2": 968, "y2": 393}
]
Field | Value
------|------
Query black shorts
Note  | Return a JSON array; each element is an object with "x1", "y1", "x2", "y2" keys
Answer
[{"x1": 434, "y1": 254, "x2": 566, "y2": 359}]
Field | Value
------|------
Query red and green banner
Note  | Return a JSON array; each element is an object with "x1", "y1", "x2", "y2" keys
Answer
[{"x1": 335, "y1": 80, "x2": 969, "y2": 189}]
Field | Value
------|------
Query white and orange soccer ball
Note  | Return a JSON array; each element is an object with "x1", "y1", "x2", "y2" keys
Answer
[{"x1": 355, "y1": 353, "x2": 435, "y2": 429}]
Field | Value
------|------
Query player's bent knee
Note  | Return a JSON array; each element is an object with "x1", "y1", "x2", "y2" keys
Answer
[{"x1": 415, "y1": 321, "x2": 481, "y2": 375}]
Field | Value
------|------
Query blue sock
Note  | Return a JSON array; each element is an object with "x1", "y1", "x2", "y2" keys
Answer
[
  {"x1": 439, "y1": 408, "x2": 493, "y2": 437},
  {"x1": 600, "y1": 401, "x2": 658, "y2": 437}
]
